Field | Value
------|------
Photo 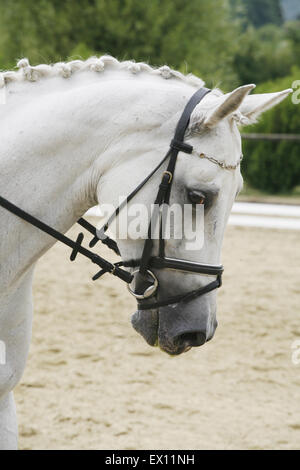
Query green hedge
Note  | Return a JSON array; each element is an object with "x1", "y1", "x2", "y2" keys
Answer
[{"x1": 241, "y1": 68, "x2": 300, "y2": 193}]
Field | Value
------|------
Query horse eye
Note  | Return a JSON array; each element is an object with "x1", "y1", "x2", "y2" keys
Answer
[{"x1": 188, "y1": 190, "x2": 206, "y2": 205}]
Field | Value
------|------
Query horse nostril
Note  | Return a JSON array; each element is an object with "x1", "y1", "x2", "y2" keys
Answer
[{"x1": 176, "y1": 331, "x2": 206, "y2": 348}]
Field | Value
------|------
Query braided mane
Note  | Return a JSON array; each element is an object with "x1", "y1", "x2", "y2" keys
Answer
[{"x1": 0, "y1": 55, "x2": 205, "y2": 89}]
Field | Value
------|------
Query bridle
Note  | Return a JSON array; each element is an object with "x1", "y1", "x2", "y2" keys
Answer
[
  {"x1": 111, "y1": 88, "x2": 224, "y2": 310},
  {"x1": 0, "y1": 88, "x2": 242, "y2": 310}
]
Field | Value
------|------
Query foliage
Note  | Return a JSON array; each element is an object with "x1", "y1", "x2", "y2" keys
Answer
[
  {"x1": 232, "y1": 23, "x2": 298, "y2": 85},
  {"x1": 242, "y1": 0, "x2": 283, "y2": 27},
  {"x1": 0, "y1": 0, "x2": 239, "y2": 88},
  {"x1": 285, "y1": 20, "x2": 300, "y2": 58},
  {"x1": 242, "y1": 68, "x2": 300, "y2": 193},
  {"x1": 230, "y1": 0, "x2": 284, "y2": 28}
]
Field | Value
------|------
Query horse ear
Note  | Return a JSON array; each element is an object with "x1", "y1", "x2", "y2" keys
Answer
[
  {"x1": 203, "y1": 84, "x2": 256, "y2": 129},
  {"x1": 239, "y1": 89, "x2": 293, "y2": 123}
]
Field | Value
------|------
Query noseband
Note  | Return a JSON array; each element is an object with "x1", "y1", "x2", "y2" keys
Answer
[{"x1": 0, "y1": 87, "x2": 243, "y2": 310}]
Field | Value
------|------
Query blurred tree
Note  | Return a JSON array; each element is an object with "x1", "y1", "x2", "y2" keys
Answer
[
  {"x1": 245, "y1": 0, "x2": 283, "y2": 27},
  {"x1": 242, "y1": 68, "x2": 300, "y2": 193},
  {"x1": 0, "y1": 0, "x2": 239, "y2": 88},
  {"x1": 285, "y1": 20, "x2": 300, "y2": 58},
  {"x1": 233, "y1": 24, "x2": 296, "y2": 84},
  {"x1": 157, "y1": 0, "x2": 239, "y2": 87},
  {"x1": 230, "y1": 0, "x2": 284, "y2": 28}
]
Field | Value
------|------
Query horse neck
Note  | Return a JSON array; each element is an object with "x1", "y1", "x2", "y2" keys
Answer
[{"x1": 0, "y1": 74, "x2": 190, "y2": 290}]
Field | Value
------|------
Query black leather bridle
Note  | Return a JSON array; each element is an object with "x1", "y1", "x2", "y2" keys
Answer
[
  {"x1": 107, "y1": 87, "x2": 224, "y2": 310},
  {"x1": 0, "y1": 88, "x2": 224, "y2": 309}
]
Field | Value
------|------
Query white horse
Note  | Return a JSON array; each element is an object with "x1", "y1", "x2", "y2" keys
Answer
[{"x1": 0, "y1": 56, "x2": 291, "y2": 449}]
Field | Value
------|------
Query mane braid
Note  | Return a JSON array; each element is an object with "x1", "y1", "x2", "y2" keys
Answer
[{"x1": 0, "y1": 55, "x2": 205, "y2": 89}]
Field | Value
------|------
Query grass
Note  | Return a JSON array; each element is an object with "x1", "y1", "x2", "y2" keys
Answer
[{"x1": 237, "y1": 184, "x2": 300, "y2": 205}]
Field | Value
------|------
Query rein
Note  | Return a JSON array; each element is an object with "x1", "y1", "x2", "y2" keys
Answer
[{"x1": 0, "y1": 195, "x2": 132, "y2": 284}]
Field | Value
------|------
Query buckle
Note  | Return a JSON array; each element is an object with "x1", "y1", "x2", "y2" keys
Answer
[{"x1": 162, "y1": 171, "x2": 173, "y2": 183}]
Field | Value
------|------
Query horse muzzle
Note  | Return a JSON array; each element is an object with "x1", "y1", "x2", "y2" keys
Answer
[{"x1": 131, "y1": 294, "x2": 217, "y2": 355}]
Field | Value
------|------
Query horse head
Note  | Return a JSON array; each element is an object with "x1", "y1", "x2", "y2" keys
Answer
[{"x1": 97, "y1": 81, "x2": 292, "y2": 355}]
